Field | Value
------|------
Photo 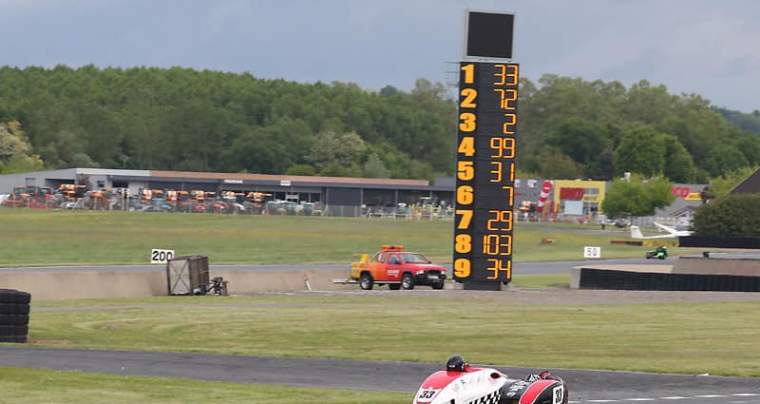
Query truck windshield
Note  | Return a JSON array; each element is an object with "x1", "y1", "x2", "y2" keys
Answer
[{"x1": 401, "y1": 253, "x2": 430, "y2": 264}]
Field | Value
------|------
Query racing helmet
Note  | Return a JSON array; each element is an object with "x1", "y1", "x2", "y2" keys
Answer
[{"x1": 446, "y1": 355, "x2": 467, "y2": 372}]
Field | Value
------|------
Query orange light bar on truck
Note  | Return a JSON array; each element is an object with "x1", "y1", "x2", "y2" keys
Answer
[{"x1": 381, "y1": 245, "x2": 405, "y2": 252}]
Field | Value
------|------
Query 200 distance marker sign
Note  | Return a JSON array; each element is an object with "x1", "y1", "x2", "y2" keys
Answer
[{"x1": 453, "y1": 62, "x2": 519, "y2": 284}]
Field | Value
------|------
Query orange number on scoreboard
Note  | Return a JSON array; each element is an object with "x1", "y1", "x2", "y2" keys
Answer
[
  {"x1": 456, "y1": 186, "x2": 474, "y2": 205},
  {"x1": 455, "y1": 209, "x2": 473, "y2": 230},
  {"x1": 454, "y1": 258, "x2": 471, "y2": 278},
  {"x1": 460, "y1": 88, "x2": 477, "y2": 108},
  {"x1": 483, "y1": 234, "x2": 512, "y2": 255},
  {"x1": 494, "y1": 88, "x2": 517, "y2": 110},
  {"x1": 489, "y1": 161, "x2": 504, "y2": 183},
  {"x1": 487, "y1": 258, "x2": 511, "y2": 280},
  {"x1": 486, "y1": 210, "x2": 513, "y2": 231},
  {"x1": 457, "y1": 161, "x2": 474, "y2": 181},
  {"x1": 459, "y1": 113, "x2": 477, "y2": 132},
  {"x1": 461, "y1": 64, "x2": 475, "y2": 84},
  {"x1": 502, "y1": 113, "x2": 517, "y2": 135},
  {"x1": 458, "y1": 137, "x2": 475, "y2": 157},
  {"x1": 494, "y1": 64, "x2": 519, "y2": 86},
  {"x1": 455, "y1": 234, "x2": 472, "y2": 253},
  {"x1": 498, "y1": 161, "x2": 515, "y2": 182},
  {"x1": 490, "y1": 138, "x2": 515, "y2": 159},
  {"x1": 502, "y1": 186, "x2": 514, "y2": 206}
]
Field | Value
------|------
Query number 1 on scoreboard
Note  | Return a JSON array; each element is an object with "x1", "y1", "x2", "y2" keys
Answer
[{"x1": 461, "y1": 64, "x2": 475, "y2": 84}]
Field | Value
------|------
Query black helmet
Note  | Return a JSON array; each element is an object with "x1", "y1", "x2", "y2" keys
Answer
[{"x1": 446, "y1": 355, "x2": 466, "y2": 371}]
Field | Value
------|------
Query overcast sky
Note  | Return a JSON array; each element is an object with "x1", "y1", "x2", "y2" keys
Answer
[{"x1": 1, "y1": 0, "x2": 758, "y2": 112}]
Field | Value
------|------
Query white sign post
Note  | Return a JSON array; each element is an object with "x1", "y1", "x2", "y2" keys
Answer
[
  {"x1": 583, "y1": 246, "x2": 601, "y2": 259},
  {"x1": 150, "y1": 249, "x2": 175, "y2": 264}
]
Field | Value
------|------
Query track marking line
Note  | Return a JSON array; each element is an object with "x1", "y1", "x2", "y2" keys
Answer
[{"x1": 572, "y1": 393, "x2": 760, "y2": 403}]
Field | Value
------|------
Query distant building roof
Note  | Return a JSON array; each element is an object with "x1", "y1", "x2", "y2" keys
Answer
[
  {"x1": 149, "y1": 170, "x2": 429, "y2": 188},
  {"x1": 731, "y1": 168, "x2": 760, "y2": 194},
  {"x1": 0, "y1": 167, "x2": 432, "y2": 189}
]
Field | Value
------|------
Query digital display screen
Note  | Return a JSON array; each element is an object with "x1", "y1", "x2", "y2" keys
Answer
[
  {"x1": 453, "y1": 62, "x2": 519, "y2": 283},
  {"x1": 466, "y1": 12, "x2": 514, "y2": 59}
]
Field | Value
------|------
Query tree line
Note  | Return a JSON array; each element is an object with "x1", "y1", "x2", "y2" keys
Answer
[
  {"x1": 0, "y1": 65, "x2": 454, "y2": 179},
  {"x1": 518, "y1": 75, "x2": 760, "y2": 183},
  {"x1": 1, "y1": 65, "x2": 758, "y2": 183}
]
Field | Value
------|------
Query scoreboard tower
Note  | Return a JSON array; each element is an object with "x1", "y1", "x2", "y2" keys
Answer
[{"x1": 453, "y1": 11, "x2": 519, "y2": 291}]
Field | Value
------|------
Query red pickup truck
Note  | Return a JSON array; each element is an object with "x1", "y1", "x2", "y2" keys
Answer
[{"x1": 351, "y1": 246, "x2": 447, "y2": 290}]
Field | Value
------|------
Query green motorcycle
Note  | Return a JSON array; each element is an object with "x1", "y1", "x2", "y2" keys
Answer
[{"x1": 645, "y1": 246, "x2": 668, "y2": 260}]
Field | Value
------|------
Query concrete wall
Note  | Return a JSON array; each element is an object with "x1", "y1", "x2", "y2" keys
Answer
[
  {"x1": 0, "y1": 269, "x2": 167, "y2": 300},
  {"x1": 0, "y1": 268, "x2": 352, "y2": 300},
  {"x1": 673, "y1": 257, "x2": 760, "y2": 277}
]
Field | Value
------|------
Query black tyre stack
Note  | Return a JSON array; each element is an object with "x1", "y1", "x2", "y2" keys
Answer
[{"x1": 0, "y1": 289, "x2": 31, "y2": 343}]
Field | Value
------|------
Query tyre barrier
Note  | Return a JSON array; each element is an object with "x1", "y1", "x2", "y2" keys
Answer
[{"x1": 0, "y1": 289, "x2": 30, "y2": 343}]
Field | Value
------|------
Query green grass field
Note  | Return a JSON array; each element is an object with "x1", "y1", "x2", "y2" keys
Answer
[
  {"x1": 0, "y1": 367, "x2": 406, "y2": 404},
  {"x1": 25, "y1": 294, "x2": 760, "y2": 377},
  {"x1": 0, "y1": 210, "x2": 658, "y2": 266},
  {"x1": 512, "y1": 273, "x2": 570, "y2": 288}
]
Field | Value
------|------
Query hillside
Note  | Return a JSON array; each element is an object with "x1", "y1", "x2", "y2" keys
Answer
[
  {"x1": 0, "y1": 66, "x2": 455, "y2": 179},
  {"x1": 1, "y1": 65, "x2": 758, "y2": 182},
  {"x1": 715, "y1": 107, "x2": 760, "y2": 136},
  {"x1": 517, "y1": 76, "x2": 760, "y2": 182}
]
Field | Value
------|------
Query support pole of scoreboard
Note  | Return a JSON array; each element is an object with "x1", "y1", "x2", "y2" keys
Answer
[{"x1": 453, "y1": 11, "x2": 518, "y2": 291}]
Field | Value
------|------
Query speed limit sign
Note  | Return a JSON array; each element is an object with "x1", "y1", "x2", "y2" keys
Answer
[{"x1": 150, "y1": 249, "x2": 175, "y2": 264}]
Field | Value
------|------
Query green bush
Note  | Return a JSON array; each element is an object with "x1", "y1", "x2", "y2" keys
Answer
[
  {"x1": 602, "y1": 175, "x2": 674, "y2": 218},
  {"x1": 692, "y1": 194, "x2": 760, "y2": 237}
]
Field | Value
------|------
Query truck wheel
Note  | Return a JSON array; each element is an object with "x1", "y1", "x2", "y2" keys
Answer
[
  {"x1": 401, "y1": 273, "x2": 415, "y2": 290},
  {"x1": 360, "y1": 273, "x2": 374, "y2": 290},
  {"x1": 432, "y1": 279, "x2": 444, "y2": 290},
  {"x1": 388, "y1": 284, "x2": 401, "y2": 290}
]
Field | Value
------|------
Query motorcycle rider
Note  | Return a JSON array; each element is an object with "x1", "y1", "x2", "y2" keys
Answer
[{"x1": 445, "y1": 355, "x2": 561, "y2": 382}]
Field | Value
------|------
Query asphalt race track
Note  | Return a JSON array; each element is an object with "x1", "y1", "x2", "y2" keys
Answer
[
  {"x1": 0, "y1": 257, "x2": 673, "y2": 275},
  {"x1": 3, "y1": 257, "x2": 755, "y2": 403},
  {"x1": 0, "y1": 347, "x2": 757, "y2": 403}
]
